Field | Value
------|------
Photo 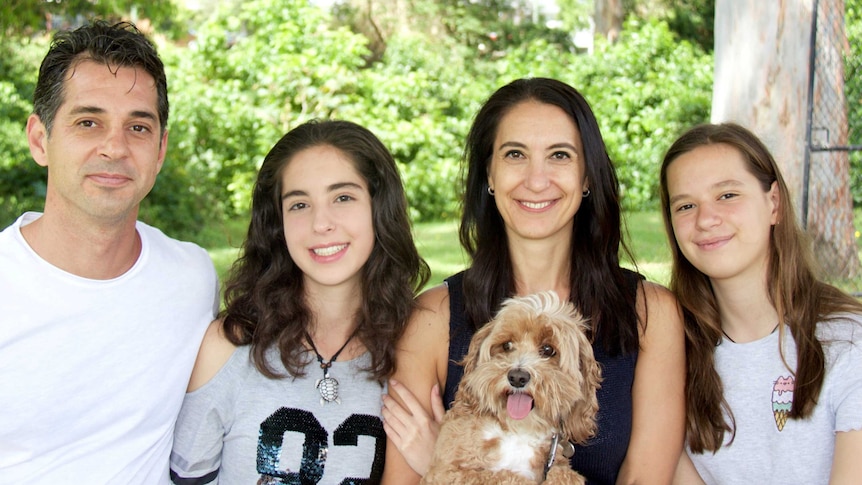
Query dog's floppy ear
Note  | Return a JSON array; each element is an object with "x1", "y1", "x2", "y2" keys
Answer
[
  {"x1": 562, "y1": 315, "x2": 602, "y2": 444},
  {"x1": 553, "y1": 306, "x2": 584, "y2": 381},
  {"x1": 454, "y1": 318, "x2": 498, "y2": 410},
  {"x1": 460, "y1": 318, "x2": 496, "y2": 375}
]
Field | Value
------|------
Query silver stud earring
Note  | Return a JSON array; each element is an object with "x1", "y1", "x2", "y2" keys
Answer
[
  {"x1": 488, "y1": 186, "x2": 495, "y2": 196},
  {"x1": 582, "y1": 188, "x2": 590, "y2": 197}
]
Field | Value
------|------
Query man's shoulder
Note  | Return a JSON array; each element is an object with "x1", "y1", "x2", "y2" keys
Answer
[
  {"x1": 0, "y1": 212, "x2": 36, "y2": 231},
  {"x1": 137, "y1": 221, "x2": 208, "y2": 256},
  {"x1": 0, "y1": 221, "x2": 16, "y2": 241},
  {"x1": 0, "y1": 213, "x2": 35, "y2": 250},
  {"x1": 136, "y1": 221, "x2": 216, "y2": 276}
]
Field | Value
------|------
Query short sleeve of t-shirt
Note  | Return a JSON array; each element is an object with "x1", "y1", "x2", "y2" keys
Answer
[
  {"x1": 822, "y1": 320, "x2": 862, "y2": 433},
  {"x1": 170, "y1": 347, "x2": 245, "y2": 482}
]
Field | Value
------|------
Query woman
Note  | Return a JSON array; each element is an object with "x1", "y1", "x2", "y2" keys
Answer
[
  {"x1": 660, "y1": 122, "x2": 862, "y2": 484},
  {"x1": 382, "y1": 78, "x2": 685, "y2": 485},
  {"x1": 170, "y1": 120, "x2": 429, "y2": 484}
]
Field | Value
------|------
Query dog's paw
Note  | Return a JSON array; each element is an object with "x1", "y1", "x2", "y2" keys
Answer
[{"x1": 544, "y1": 465, "x2": 586, "y2": 485}]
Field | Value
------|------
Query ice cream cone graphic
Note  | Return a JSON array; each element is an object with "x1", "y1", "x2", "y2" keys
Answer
[{"x1": 771, "y1": 376, "x2": 794, "y2": 431}]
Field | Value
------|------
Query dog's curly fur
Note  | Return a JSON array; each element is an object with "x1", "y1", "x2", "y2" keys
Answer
[{"x1": 421, "y1": 291, "x2": 602, "y2": 485}]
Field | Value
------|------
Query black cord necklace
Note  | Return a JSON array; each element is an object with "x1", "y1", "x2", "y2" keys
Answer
[
  {"x1": 722, "y1": 323, "x2": 780, "y2": 344},
  {"x1": 304, "y1": 330, "x2": 356, "y2": 405}
]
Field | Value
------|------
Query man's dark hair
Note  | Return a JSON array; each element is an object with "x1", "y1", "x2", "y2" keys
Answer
[{"x1": 33, "y1": 20, "x2": 168, "y2": 135}]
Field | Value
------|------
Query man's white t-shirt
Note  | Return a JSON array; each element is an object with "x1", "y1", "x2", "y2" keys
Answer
[{"x1": 0, "y1": 212, "x2": 219, "y2": 484}]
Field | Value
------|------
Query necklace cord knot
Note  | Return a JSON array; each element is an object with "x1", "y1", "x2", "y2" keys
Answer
[
  {"x1": 304, "y1": 329, "x2": 357, "y2": 366},
  {"x1": 304, "y1": 329, "x2": 358, "y2": 405}
]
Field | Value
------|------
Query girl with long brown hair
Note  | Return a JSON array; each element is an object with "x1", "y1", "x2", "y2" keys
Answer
[
  {"x1": 170, "y1": 120, "x2": 429, "y2": 484},
  {"x1": 660, "y1": 122, "x2": 862, "y2": 484}
]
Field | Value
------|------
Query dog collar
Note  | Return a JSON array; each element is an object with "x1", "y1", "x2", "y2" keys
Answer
[
  {"x1": 544, "y1": 433, "x2": 560, "y2": 480},
  {"x1": 544, "y1": 433, "x2": 576, "y2": 480}
]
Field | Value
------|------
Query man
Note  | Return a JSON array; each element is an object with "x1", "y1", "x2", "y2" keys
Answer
[{"x1": 0, "y1": 21, "x2": 219, "y2": 483}]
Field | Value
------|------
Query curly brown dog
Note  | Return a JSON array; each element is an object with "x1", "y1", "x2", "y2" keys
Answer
[{"x1": 421, "y1": 291, "x2": 601, "y2": 485}]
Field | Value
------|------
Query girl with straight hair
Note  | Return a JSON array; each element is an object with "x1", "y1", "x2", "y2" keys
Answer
[{"x1": 661, "y1": 122, "x2": 862, "y2": 484}]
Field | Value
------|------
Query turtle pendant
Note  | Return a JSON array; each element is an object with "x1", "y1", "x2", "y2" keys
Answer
[{"x1": 316, "y1": 371, "x2": 341, "y2": 405}]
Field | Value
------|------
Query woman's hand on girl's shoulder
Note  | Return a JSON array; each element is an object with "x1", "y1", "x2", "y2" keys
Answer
[
  {"x1": 382, "y1": 381, "x2": 445, "y2": 479},
  {"x1": 187, "y1": 319, "x2": 238, "y2": 392}
]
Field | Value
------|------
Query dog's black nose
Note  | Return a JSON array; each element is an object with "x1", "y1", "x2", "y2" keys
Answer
[{"x1": 507, "y1": 368, "x2": 530, "y2": 388}]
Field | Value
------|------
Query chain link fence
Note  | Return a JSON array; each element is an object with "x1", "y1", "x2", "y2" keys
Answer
[{"x1": 804, "y1": 0, "x2": 862, "y2": 292}]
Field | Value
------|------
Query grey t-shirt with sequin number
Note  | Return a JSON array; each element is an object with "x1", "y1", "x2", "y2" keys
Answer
[{"x1": 170, "y1": 346, "x2": 385, "y2": 484}]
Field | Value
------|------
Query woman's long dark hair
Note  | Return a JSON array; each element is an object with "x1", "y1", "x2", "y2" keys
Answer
[
  {"x1": 460, "y1": 78, "x2": 640, "y2": 356},
  {"x1": 221, "y1": 120, "x2": 430, "y2": 380},
  {"x1": 659, "y1": 122, "x2": 862, "y2": 452}
]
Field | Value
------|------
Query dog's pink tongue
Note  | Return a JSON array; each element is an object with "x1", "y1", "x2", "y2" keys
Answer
[{"x1": 506, "y1": 393, "x2": 533, "y2": 420}]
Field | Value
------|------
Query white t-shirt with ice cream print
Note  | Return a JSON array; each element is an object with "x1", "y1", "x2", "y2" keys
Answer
[{"x1": 688, "y1": 315, "x2": 862, "y2": 485}]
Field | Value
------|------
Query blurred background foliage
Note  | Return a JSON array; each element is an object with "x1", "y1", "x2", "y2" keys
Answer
[
  {"x1": 848, "y1": 0, "x2": 862, "y2": 206},
  {"x1": 0, "y1": 0, "x2": 820, "y2": 245}
]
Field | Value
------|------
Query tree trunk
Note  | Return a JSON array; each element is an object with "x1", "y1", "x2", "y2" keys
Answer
[
  {"x1": 713, "y1": 0, "x2": 860, "y2": 280},
  {"x1": 806, "y1": 0, "x2": 860, "y2": 279},
  {"x1": 594, "y1": 0, "x2": 623, "y2": 43}
]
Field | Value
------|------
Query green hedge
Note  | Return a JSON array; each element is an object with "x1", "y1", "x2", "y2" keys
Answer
[{"x1": 0, "y1": 8, "x2": 714, "y2": 241}]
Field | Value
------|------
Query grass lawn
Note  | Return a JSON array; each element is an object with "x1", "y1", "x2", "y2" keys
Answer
[
  {"x1": 622, "y1": 211, "x2": 672, "y2": 286},
  {"x1": 206, "y1": 211, "x2": 674, "y2": 290},
  {"x1": 413, "y1": 211, "x2": 674, "y2": 289}
]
